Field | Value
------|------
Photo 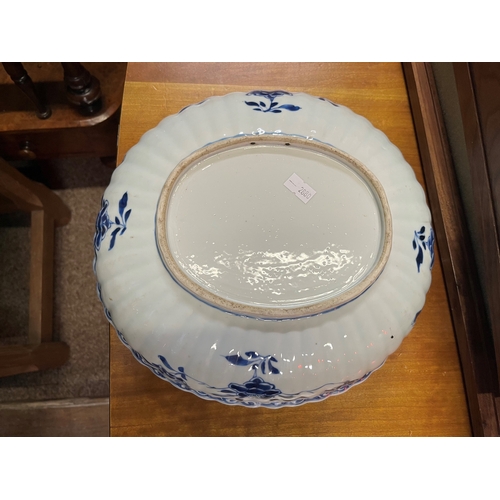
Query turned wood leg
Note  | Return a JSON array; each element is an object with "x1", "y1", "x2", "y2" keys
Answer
[
  {"x1": 2, "y1": 62, "x2": 51, "y2": 119},
  {"x1": 61, "y1": 62, "x2": 102, "y2": 115}
]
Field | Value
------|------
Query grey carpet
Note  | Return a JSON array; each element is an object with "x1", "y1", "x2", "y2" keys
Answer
[{"x1": 0, "y1": 157, "x2": 112, "y2": 402}]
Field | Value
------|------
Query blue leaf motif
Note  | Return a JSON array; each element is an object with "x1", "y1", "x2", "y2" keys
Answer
[
  {"x1": 93, "y1": 191, "x2": 132, "y2": 254},
  {"x1": 119, "y1": 192, "x2": 128, "y2": 217},
  {"x1": 244, "y1": 90, "x2": 301, "y2": 113},
  {"x1": 109, "y1": 227, "x2": 120, "y2": 250},
  {"x1": 277, "y1": 104, "x2": 301, "y2": 111},
  {"x1": 224, "y1": 351, "x2": 280, "y2": 377},
  {"x1": 416, "y1": 246, "x2": 423, "y2": 272},
  {"x1": 159, "y1": 354, "x2": 174, "y2": 371},
  {"x1": 225, "y1": 354, "x2": 254, "y2": 366}
]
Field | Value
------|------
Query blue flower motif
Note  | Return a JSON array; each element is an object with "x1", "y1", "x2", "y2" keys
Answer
[
  {"x1": 245, "y1": 89, "x2": 301, "y2": 113},
  {"x1": 412, "y1": 226, "x2": 435, "y2": 272},
  {"x1": 94, "y1": 198, "x2": 111, "y2": 251},
  {"x1": 228, "y1": 376, "x2": 282, "y2": 398},
  {"x1": 109, "y1": 334, "x2": 382, "y2": 407},
  {"x1": 94, "y1": 192, "x2": 131, "y2": 252}
]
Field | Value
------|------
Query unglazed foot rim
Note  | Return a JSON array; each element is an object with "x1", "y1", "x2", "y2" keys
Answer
[{"x1": 155, "y1": 134, "x2": 393, "y2": 320}]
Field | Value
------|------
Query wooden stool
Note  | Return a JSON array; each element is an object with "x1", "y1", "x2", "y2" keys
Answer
[{"x1": 0, "y1": 157, "x2": 70, "y2": 377}]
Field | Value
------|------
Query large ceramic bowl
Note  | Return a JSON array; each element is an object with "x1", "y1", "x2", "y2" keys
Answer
[{"x1": 94, "y1": 90, "x2": 434, "y2": 407}]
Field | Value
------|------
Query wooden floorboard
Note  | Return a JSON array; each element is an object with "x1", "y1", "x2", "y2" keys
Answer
[{"x1": 0, "y1": 397, "x2": 109, "y2": 436}]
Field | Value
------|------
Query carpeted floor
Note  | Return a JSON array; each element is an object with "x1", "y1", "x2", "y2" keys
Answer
[{"x1": 0, "y1": 157, "x2": 112, "y2": 402}]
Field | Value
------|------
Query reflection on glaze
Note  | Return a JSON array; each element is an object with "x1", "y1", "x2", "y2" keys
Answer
[{"x1": 175, "y1": 245, "x2": 371, "y2": 305}]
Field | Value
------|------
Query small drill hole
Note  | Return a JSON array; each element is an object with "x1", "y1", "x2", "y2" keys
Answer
[
  {"x1": 250, "y1": 142, "x2": 256, "y2": 145},
  {"x1": 285, "y1": 142, "x2": 290, "y2": 146}
]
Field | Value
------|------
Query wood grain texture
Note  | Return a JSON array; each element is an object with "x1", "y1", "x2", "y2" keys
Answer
[
  {"x1": 454, "y1": 63, "x2": 500, "y2": 389},
  {"x1": 403, "y1": 62, "x2": 499, "y2": 436},
  {"x1": 28, "y1": 211, "x2": 54, "y2": 343},
  {"x1": 0, "y1": 343, "x2": 69, "y2": 377},
  {"x1": 0, "y1": 63, "x2": 126, "y2": 132},
  {"x1": 0, "y1": 398, "x2": 109, "y2": 437},
  {"x1": 110, "y1": 63, "x2": 471, "y2": 436}
]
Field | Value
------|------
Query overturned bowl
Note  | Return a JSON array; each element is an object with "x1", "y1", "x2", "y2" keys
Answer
[{"x1": 94, "y1": 90, "x2": 434, "y2": 407}]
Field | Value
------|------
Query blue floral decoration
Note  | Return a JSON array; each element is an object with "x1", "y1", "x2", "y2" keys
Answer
[
  {"x1": 245, "y1": 90, "x2": 301, "y2": 113},
  {"x1": 228, "y1": 377, "x2": 281, "y2": 398},
  {"x1": 94, "y1": 198, "x2": 111, "y2": 251},
  {"x1": 224, "y1": 351, "x2": 280, "y2": 375},
  {"x1": 109, "y1": 328, "x2": 382, "y2": 407},
  {"x1": 94, "y1": 192, "x2": 131, "y2": 252},
  {"x1": 413, "y1": 226, "x2": 435, "y2": 272}
]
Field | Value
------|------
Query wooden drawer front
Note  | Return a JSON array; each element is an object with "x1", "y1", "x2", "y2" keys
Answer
[{"x1": 0, "y1": 111, "x2": 119, "y2": 160}]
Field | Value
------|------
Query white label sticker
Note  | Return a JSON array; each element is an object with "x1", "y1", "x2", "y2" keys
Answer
[{"x1": 284, "y1": 173, "x2": 317, "y2": 204}]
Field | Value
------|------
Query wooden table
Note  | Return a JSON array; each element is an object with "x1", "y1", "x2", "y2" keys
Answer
[{"x1": 110, "y1": 63, "x2": 471, "y2": 436}]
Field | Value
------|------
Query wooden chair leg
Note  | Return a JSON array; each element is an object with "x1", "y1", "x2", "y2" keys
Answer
[
  {"x1": 0, "y1": 157, "x2": 71, "y2": 377},
  {"x1": 61, "y1": 62, "x2": 102, "y2": 115},
  {"x1": 2, "y1": 62, "x2": 51, "y2": 119},
  {"x1": 29, "y1": 210, "x2": 54, "y2": 344},
  {"x1": 0, "y1": 157, "x2": 71, "y2": 226}
]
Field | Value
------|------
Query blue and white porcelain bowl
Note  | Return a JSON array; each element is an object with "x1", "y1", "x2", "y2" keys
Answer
[{"x1": 94, "y1": 90, "x2": 434, "y2": 408}]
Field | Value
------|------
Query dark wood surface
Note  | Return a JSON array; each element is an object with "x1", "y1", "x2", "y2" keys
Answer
[
  {"x1": 0, "y1": 398, "x2": 109, "y2": 436},
  {"x1": 2, "y1": 63, "x2": 51, "y2": 119},
  {"x1": 453, "y1": 63, "x2": 500, "y2": 391},
  {"x1": 0, "y1": 63, "x2": 126, "y2": 161},
  {"x1": 0, "y1": 343, "x2": 70, "y2": 377},
  {"x1": 0, "y1": 63, "x2": 125, "y2": 131},
  {"x1": 403, "y1": 62, "x2": 499, "y2": 436},
  {"x1": 109, "y1": 63, "x2": 471, "y2": 436},
  {"x1": 61, "y1": 62, "x2": 102, "y2": 115}
]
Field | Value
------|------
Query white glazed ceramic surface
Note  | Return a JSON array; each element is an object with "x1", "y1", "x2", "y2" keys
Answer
[{"x1": 94, "y1": 90, "x2": 435, "y2": 407}]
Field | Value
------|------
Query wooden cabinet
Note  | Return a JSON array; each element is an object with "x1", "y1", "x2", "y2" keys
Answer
[
  {"x1": 404, "y1": 62, "x2": 500, "y2": 436},
  {"x1": 0, "y1": 63, "x2": 126, "y2": 161}
]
